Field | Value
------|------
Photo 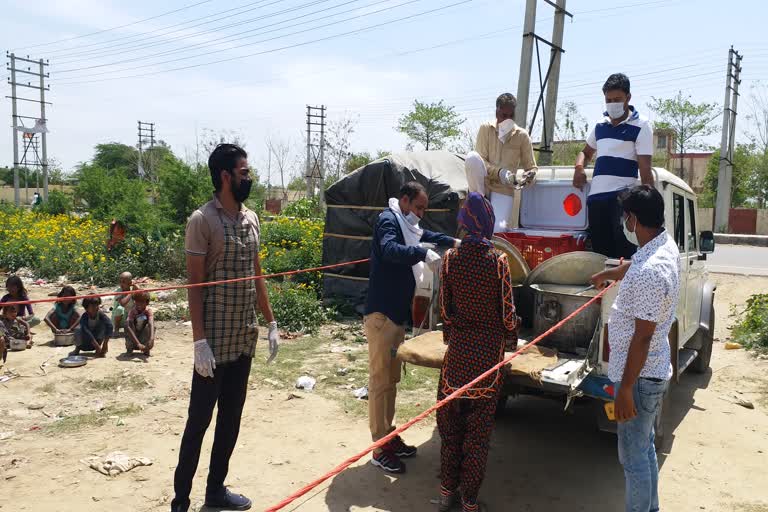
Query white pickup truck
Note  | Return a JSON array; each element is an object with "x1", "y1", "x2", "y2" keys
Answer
[{"x1": 404, "y1": 167, "x2": 717, "y2": 448}]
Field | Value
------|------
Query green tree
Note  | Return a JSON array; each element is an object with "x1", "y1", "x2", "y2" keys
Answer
[
  {"x1": 93, "y1": 143, "x2": 139, "y2": 175},
  {"x1": 74, "y1": 164, "x2": 157, "y2": 231},
  {"x1": 0, "y1": 167, "x2": 13, "y2": 186},
  {"x1": 647, "y1": 91, "x2": 719, "y2": 178},
  {"x1": 550, "y1": 101, "x2": 589, "y2": 165},
  {"x1": 746, "y1": 82, "x2": 768, "y2": 207},
  {"x1": 157, "y1": 158, "x2": 211, "y2": 225},
  {"x1": 700, "y1": 145, "x2": 757, "y2": 208},
  {"x1": 287, "y1": 176, "x2": 306, "y2": 191},
  {"x1": 324, "y1": 115, "x2": 358, "y2": 185},
  {"x1": 397, "y1": 100, "x2": 464, "y2": 150}
]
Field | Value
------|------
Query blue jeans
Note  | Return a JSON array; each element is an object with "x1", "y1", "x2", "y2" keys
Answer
[{"x1": 616, "y1": 378, "x2": 668, "y2": 512}]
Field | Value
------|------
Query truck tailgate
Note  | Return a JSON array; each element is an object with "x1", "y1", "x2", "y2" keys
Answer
[{"x1": 398, "y1": 330, "x2": 592, "y2": 395}]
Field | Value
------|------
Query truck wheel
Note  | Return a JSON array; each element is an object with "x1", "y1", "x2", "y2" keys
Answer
[
  {"x1": 495, "y1": 394, "x2": 508, "y2": 417},
  {"x1": 691, "y1": 302, "x2": 715, "y2": 374}
]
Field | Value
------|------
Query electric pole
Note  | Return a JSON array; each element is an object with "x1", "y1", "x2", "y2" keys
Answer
[
  {"x1": 514, "y1": 1, "x2": 571, "y2": 163},
  {"x1": 137, "y1": 121, "x2": 156, "y2": 180},
  {"x1": 715, "y1": 47, "x2": 743, "y2": 233},
  {"x1": 305, "y1": 105, "x2": 326, "y2": 207},
  {"x1": 515, "y1": 0, "x2": 537, "y2": 128},
  {"x1": 538, "y1": 0, "x2": 568, "y2": 165},
  {"x1": 6, "y1": 52, "x2": 50, "y2": 206}
]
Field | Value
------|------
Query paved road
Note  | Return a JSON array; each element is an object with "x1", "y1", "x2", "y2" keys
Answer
[{"x1": 706, "y1": 243, "x2": 768, "y2": 275}]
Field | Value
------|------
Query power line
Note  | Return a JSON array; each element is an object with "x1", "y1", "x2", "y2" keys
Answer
[
  {"x1": 43, "y1": 0, "x2": 286, "y2": 58},
  {"x1": 54, "y1": 0, "x2": 471, "y2": 86},
  {"x1": 51, "y1": 0, "x2": 707, "y2": 88},
  {"x1": 56, "y1": 0, "x2": 430, "y2": 80},
  {"x1": 55, "y1": 0, "x2": 330, "y2": 64},
  {"x1": 56, "y1": 0, "x2": 387, "y2": 73},
  {"x1": 11, "y1": 0, "x2": 214, "y2": 51}
]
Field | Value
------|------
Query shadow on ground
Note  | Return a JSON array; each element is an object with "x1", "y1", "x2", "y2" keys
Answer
[{"x1": 324, "y1": 369, "x2": 711, "y2": 512}]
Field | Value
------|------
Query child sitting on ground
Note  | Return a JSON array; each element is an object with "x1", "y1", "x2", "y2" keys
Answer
[
  {"x1": 1, "y1": 275, "x2": 40, "y2": 328},
  {"x1": 1, "y1": 304, "x2": 32, "y2": 349},
  {"x1": 72, "y1": 297, "x2": 113, "y2": 357},
  {"x1": 112, "y1": 272, "x2": 137, "y2": 336},
  {"x1": 44, "y1": 286, "x2": 81, "y2": 335},
  {"x1": 125, "y1": 291, "x2": 155, "y2": 356}
]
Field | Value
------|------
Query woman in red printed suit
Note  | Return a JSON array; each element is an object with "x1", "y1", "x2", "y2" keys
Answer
[{"x1": 437, "y1": 192, "x2": 518, "y2": 512}]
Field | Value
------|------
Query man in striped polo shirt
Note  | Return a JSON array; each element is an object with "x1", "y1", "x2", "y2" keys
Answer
[{"x1": 573, "y1": 73, "x2": 654, "y2": 258}]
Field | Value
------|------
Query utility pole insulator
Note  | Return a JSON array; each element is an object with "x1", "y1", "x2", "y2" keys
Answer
[
  {"x1": 7, "y1": 53, "x2": 50, "y2": 206},
  {"x1": 714, "y1": 47, "x2": 743, "y2": 233},
  {"x1": 305, "y1": 105, "x2": 327, "y2": 206}
]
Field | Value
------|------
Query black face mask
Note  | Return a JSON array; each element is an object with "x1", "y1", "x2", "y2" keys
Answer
[{"x1": 231, "y1": 177, "x2": 253, "y2": 203}]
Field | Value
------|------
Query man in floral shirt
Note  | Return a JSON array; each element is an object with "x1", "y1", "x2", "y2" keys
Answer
[{"x1": 591, "y1": 185, "x2": 680, "y2": 512}]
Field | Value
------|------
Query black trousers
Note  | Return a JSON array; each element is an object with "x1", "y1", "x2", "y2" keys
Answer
[
  {"x1": 172, "y1": 355, "x2": 251, "y2": 507},
  {"x1": 588, "y1": 195, "x2": 637, "y2": 260}
]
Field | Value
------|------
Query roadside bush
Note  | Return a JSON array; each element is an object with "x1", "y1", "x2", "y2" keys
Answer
[
  {"x1": 262, "y1": 281, "x2": 332, "y2": 334},
  {"x1": 0, "y1": 210, "x2": 185, "y2": 286},
  {"x1": 260, "y1": 216, "x2": 323, "y2": 292},
  {"x1": 33, "y1": 190, "x2": 73, "y2": 215},
  {"x1": 732, "y1": 293, "x2": 768, "y2": 351},
  {"x1": 282, "y1": 197, "x2": 322, "y2": 219},
  {"x1": 157, "y1": 160, "x2": 212, "y2": 225}
]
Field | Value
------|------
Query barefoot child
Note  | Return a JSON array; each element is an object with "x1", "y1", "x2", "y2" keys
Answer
[
  {"x1": 112, "y1": 272, "x2": 137, "y2": 335},
  {"x1": 44, "y1": 286, "x2": 81, "y2": 335},
  {"x1": 2, "y1": 275, "x2": 40, "y2": 328},
  {"x1": 72, "y1": 297, "x2": 113, "y2": 357},
  {"x1": 1, "y1": 304, "x2": 32, "y2": 349},
  {"x1": 125, "y1": 291, "x2": 155, "y2": 356}
]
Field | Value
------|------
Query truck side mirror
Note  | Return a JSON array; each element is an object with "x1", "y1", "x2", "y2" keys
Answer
[{"x1": 699, "y1": 231, "x2": 715, "y2": 254}]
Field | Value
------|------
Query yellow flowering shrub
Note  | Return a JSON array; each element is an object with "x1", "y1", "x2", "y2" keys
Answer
[
  {"x1": 260, "y1": 216, "x2": 324, "y2": 293},
  {"x1": 0, "y1": 209, "x2": 184, "y2": 285}
]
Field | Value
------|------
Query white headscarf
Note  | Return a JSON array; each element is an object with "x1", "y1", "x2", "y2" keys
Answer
[{"x1": 388, "y1": 197, "x2": 428, "y2": 286}]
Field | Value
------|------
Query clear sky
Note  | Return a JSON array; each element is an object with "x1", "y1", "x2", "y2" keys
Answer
[{"x1": 2, "y1": 0, "x2": 767, "y2": 177}]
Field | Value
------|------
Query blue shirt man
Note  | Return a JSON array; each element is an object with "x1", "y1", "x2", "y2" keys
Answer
[
  {"x1": 574, "y1": 73, "x2": 654, "y2": 259},
  {"x1": 365, "y1": 181, "x2": 456, "y2": 474}
]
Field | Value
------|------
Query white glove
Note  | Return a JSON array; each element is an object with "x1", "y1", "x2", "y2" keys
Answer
[
  {"x1": 520, "y1": 169, "x2": 537, "y2": 187},
  {"x1": 194, "y1": 339, "x2": 216, "y2": 378},
  {"x1": 425, "y1": 249, "x2": 442, "y2": 271},
  {"x1": 499, "y1": 168, "x2": 517, "y2": 187},
  {"x1": 453, "y1": 238, "x2": 461, "y2": 248},
  {"x1": 267, "y1": 321, "x2": 279, "y2": 363}
]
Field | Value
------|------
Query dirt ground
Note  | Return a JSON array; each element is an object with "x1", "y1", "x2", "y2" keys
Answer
[{"x1": 1, "y1": 274, "x2": 767, "y2": 512}]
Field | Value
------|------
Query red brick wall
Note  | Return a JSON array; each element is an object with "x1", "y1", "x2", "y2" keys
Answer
[{"x1": 729, "y1": 208, "x2": 757, "y2": 234}]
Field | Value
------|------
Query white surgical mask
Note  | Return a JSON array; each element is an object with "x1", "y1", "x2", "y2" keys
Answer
[
  {"x1": 605, "y1": 102, "x2": 626, "y2": 120},
  {"x1": 405, "y1": 212, "x2": 421, "y2": 226},
  {"x1": 497, "y1": 119, "x2": 516, "y2": 143},
  {"x1": 623, "y1": 215, "x2": 639, "y2": 246}
]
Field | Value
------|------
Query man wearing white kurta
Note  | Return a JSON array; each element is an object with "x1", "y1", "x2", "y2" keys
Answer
[{"x1": 465, "y1": 93, "x2": 538, "y2": 232}]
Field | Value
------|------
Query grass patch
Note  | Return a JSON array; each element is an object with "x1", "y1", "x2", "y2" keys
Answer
[
  {"x1": 251, "y1": 336, "x2": 327, "y2": 386},
  {"x1": 250, "y1": 331, "x2": 439, "y2": 422},
  {"x1": 85, "y1": 373, "x2": 150, "y2": 392},
  {"x1": 45, "y1": 404, "x2": 142, "y2": 434},
  {"x1": 732, "y1": 294, "x2": 768, "y2": 352}
]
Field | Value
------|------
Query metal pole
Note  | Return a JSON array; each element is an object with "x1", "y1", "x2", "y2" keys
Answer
[
  {"x1": 10, "y1": 54, "x2": 20, "y2": 207},
  {"x1": 714, "y1": 48, "x2": 735, "y2": 233},
  {"x1": 722, "y1": 53, "x2": 744, "y2": 229},
  {"x1": 728, "y1": 54, "x2": 743, "y2": 162},
  {"x1": 137, "y1": 121, "x2": 143, "y2": 178},
  {"x1": 318, "y1": 105, "x2": 326, "y2": 209},
  {"x1": 306, "y1": 106, "x2": 313, "y2": 198},
  {"x1": 39, "y1": 58, "x2": 49, "y2": 200},
  {"x1": 538, "y1": 0, "x2": 566, "y2": 166},
  {"x1": 515, "y1": 0, "x2": 537, "y2": 128}
]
